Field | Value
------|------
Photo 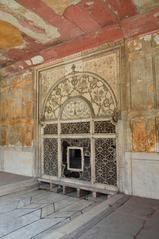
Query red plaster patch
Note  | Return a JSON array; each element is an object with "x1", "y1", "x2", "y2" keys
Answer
[
  {"x1": 7, "y1": 34, "x2": 44, "y2": 62},
  {"x1": 122, "y1": 7, "x2": 159, "y2": 37},
  {"x1": 107, "y1": 0, "x2": 137, "y2": 19},
  {"x1": 64, "y1": 4, "x2": 101, "y2": 33},
  {"x1": 16, "y1": 0, "x2": 84, "y2": 40},
  {"x1": 1, "y1": 1, "x2": 159, "y2": 78},
  {"x1": 78, "y1": 0, "x2": 117, "y2": 27},
  {"x1": 1, "y1": 24, "x2": 123, "y2": 77},
  {"x1": 20, "y1": 19, "x2": 45, "y2": 34}
]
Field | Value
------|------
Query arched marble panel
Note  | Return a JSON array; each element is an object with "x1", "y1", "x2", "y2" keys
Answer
[{"x1": 43, "y1": 71, "x2": 117, "y2": 120}]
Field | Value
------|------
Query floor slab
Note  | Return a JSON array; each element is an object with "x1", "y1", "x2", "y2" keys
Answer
[
  {"x1": 64, "y1": 196, "x2": 159, "y2": 239},
  {"x1": 0, "y1": 188, "x2": 106, "y2": 239},
  {"x1": 1, "y1": 176, "x2": 158, "y2": 239},
  {"x1": 0, "y1": 172, "x2": 32, "y2": 186},
  {"x1": 0, "y1": 172, "x2": 38, "y2": 197}
]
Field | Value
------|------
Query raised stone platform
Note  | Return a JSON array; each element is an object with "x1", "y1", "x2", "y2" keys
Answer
[
  {"x1": 0, "y1": 172, "x2": 38, "y2": 196},
  {"x1": 38, "y1": 177, "x2": 118, "y2": 198}
]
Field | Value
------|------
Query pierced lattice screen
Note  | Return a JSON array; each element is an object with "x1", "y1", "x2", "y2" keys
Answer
[
  {"x1": 43, "y1": 138, "x2": 58, "y2": 176},
  {"x1": 44, "y1": 124, "x2": 58, "y2": 135},
  {"x1": 61, "y1": 122, "x2": 90, "y2": 134},
  {"x1": 94, "y1": 121, "x2": 115, "y2": 134},
  {"x1": 95, "y1": 138, "x2": 117, "y2": 185}
]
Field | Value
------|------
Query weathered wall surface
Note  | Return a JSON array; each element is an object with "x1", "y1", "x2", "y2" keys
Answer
[
  {"x1": 0, "y1": 72, "x2": 33, "y2": 147},
  {"x1": 126, "y1": 32, "x2": 159, "y2": 153},
  {"x1": 0, "y1": 29, "x2": 159, "y2": 198},
  {"x1": 0, "y1": 71, "x2": 34, "y2": 176},
  {"x1": 124, "y1": 31, "x2": 159, "y2": 199}
]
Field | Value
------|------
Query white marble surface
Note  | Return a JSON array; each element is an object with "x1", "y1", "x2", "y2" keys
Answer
[
  {"x1": 1, "y1": 149, "x2": 34, "y2": 176},
  {"x1": 132, "y1": 159, "x2": 159, "y2": 199},
  {"x1": 124, "y1": 152, "x2": 159, "y2": 199},
  {"x1": 0, "y1": 188, "x2": 102, "y2": 239}
]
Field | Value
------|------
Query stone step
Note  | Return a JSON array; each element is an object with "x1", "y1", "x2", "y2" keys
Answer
[
  {"x1": 1, "y1": 218, "x2": 63, "y2": 239},
  {"x1": 0, "y1": 179, "x2": 39, "y2": 197},
  {"x1": 0, "y1": 209, "x2": 41, "y2": 237},
  {"x1": 0, "y1": 200, "x2": 59, "y2": 237}
]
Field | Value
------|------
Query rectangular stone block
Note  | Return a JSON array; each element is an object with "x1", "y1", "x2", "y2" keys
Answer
[{"x1": 40, "y1": 203, "x2": 55, "y2": 218}]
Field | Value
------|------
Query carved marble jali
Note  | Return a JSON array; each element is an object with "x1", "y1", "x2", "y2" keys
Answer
[{"x1": 37, "y1": 48, "x2": 120, "y2": 193}]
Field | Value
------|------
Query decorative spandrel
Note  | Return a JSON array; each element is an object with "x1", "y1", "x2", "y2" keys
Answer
[
  {"x1": 61, "y1": 122, "x2": 90, "y2": 134},
  {"x1": 95, "y1": 138, "x2": 117, "y2": 186},
  {"x1": 44, "y1": 124, "x2": 58, "y2": 135},
  {"x1": 43, "y1": 138, "x2": 58, "y2": 176},
  {"x1": 43, "y1": 72, "x2": 117, "y2": 120},
  {"x1": 94, "y1": 121, "x2": 116, "y2": 134}
]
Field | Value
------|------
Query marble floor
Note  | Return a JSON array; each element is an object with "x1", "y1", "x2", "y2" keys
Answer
[
  {"x1": 0, "y1": 186, "x2": 106, "y2": 239},
  {"x1": 1, "y1": 173, "x2": 158, "y2": 239},
  {"x1": 0, "y1": 172, "x2": 38, "y2": 197},
  {"x1": 66, "y1": 196, "x2": 159, "y2": 239},
  {"x1": 0, "y1": 172, "x2": 32, "y2": 186}
]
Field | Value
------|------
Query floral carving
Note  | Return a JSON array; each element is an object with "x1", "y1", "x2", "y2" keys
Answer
[{"x1": 43, "y1": 72, "x2": 117, "y2": 120}]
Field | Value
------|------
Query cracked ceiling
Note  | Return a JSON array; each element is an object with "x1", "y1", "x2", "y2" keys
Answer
[{"x1": 0, "y1": 0, "x2": 159, "y2": 77}]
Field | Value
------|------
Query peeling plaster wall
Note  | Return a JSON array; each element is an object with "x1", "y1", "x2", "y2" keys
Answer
[
  {"x1": 0, "y1": 72, "x2": 34, "y2": 176},
  {"x1": 126, "y1": 32, "x2": 159, "y2": 153},
  {"x1": 0, "y1": 30, "x2": 159, "y2": 198},
  {"x1": 124, "y1": 31, "x2": 159, "y2": 199}
]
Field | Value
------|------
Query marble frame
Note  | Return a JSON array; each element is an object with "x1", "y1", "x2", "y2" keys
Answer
[{"x1": 34, "y1": 42, "x2": 122, "y2": 194}]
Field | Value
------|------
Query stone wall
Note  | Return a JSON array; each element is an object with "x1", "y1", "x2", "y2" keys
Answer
[
  {"x1": 0, "y1": 71, "x2": 34, "y2": 176},
  {"x1": 126, "y1": 32, "x2": 159, "y2": 153},
  {"x1": 0, "y1": 31, "x2": 159, "y2": 198},
  {"x1": 124, "y1": 31, "x2": 159, "y2": 199}
]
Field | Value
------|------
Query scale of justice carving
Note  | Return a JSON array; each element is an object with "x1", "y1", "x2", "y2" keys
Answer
[
  {"x1": 42, "y1": 65, "x2": 119, "y2": 186},
  {"x1": 62, "y1": 97, "x2": 91, "y2": 120}
]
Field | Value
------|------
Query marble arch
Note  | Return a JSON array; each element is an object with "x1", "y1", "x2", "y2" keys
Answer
[{"x1": 42, "y1": 71, "x2": 117, "y2": 121}]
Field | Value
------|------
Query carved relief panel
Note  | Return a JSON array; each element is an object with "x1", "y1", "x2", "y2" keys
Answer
[
  {"x1": 37, "y1": 46, "x2": 120, "y2": 190},
  {"x1": 43, "y1": 71, "x2": 117, "y2": 120}
]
